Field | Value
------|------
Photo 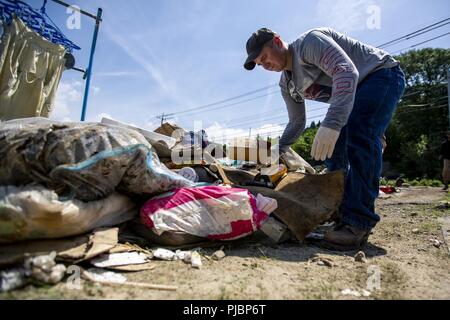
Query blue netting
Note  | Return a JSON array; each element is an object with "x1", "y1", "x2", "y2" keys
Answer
[{"x1": 0, "y1": 0, "x2": 80, "y2": 52}]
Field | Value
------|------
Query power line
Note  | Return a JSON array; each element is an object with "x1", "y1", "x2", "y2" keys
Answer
[
  {"x1": 156, "y1": 112, "x2": 174, "y2": 125},
  {"x1": 391, "y1": 32, "x2": 450, "y2": 55},
  {"x1": 164, "y1": 84, "x2": 278, "y2": 117},
  {"x1": 225, "y1": 114, "x2": 287, "y2": 129},
  {"x1": 401, "y1": 84, "x2": 448, "y2": 100},
  {"x1": 385, "y1": 22, "x2": 450, "y2": 48},
  {"x1": 402, "y1": 95, "x2": 448, "y2": 107},
  {"x1": 217, "y1": 109, "x2": 284, "y2": 126},
  {"x1": 378, "y1": 17, "x2": 450, "y2": 48},
  {"x1": 224, "y1": 105, "x2": 329, "y2": 129},
  {"x1": 217, "y1": 101, "x2": 328, "y2": 127},
  {"x1": 223, "y1": 109, "x2": 279, "y2": 122},
  {"x1": 178, "y1": 90, "x2": 279, "y2": 118},
  {"x1": 211, "y1": 122, "x2": 291, "y2": 142},
  {"x1": 213, "y1": 113, "x2": 327, "y2": 142},
  {"x1": 226, "y1": 112, "x2": 327, "y2": 139},
  {"x1": 397, "y1": 104, "x2": 447, "y2": 115},
  {"x1": 381, "y1": 21, "x2": 450, "y2": 49},
  {"x1": 401, "y1": 91, "x2": 422, "y2": 99}
]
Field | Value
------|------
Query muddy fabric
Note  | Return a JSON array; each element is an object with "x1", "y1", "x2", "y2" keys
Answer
[
  {"x1": 0, "y1": 17, "x2": 66, "y2": 121},
  {"x1": 223, "y1": 169, "x2": 345, "y2": 242},
  {"x1": 0, "y1": 118, "x2": 193, "y2": 201}
]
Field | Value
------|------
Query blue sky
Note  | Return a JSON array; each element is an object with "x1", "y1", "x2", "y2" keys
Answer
[{"x1": 24, "y1": 0, "x2": 450, "y2": 143}]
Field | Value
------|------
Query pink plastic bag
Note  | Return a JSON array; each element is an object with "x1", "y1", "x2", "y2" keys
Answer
[{"x1": 140, "y1": 186, "x2": 276, "y2": 241}]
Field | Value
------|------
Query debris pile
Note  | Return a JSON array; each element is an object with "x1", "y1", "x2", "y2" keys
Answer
[{"x1": 0, "y1": 117, "x2": 345, "y2": 292}]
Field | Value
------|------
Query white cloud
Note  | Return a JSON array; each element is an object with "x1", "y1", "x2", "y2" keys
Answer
[
  {"x1": 315, "y1": 0, "x2": 376, "y2": 33},
  {"x1": 50, "y1": 80, "x2": 83, "y2": 122},
  {"x1": 94, "y1": 71, "x2": 141, "y2": 77},
  {"x1": 103, "y1": 27, "x2": 189, "y2": 108}
]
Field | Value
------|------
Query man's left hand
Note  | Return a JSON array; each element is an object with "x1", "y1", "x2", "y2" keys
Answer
[{"x1": 311, "y1": 126, "x2": 340, "y2": 161}]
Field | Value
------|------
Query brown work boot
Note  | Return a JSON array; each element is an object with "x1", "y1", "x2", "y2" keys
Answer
[{"x1": 319, "y1": 224, "x2": 370, "y2": 251}]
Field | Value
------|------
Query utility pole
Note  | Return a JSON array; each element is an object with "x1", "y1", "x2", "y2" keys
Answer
[
  {"x1": 156, "y1": 113, "x2": 174, "y2": 126},
  {"x1": 249, "y1": 127, "x2": 252, "y2": 139},
  {"x1": 156, "y1": 113, "x2": 166, "y2": 126}
]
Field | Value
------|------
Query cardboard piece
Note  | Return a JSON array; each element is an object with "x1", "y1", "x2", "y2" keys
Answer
[{"x1": 0, "y1": 228, "x2": 119, "y2": 267}]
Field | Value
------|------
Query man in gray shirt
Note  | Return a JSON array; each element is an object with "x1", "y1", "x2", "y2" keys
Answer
[{"x1": 244, "y1": 27, "x2": 405, "y2": 250}]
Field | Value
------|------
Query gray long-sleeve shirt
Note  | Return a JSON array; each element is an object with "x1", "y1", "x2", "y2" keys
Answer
[{"x1": 278, "y1": 28, "x2": 398, "y2": 153}]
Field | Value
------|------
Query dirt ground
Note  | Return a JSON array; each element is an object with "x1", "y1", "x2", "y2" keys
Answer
[{"x1": 1, "y1": 187, "x2": 449, "y2": 300}]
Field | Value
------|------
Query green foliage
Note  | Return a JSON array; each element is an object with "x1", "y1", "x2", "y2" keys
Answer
[
  {"x1": 383, "y1": 48, "x2": 450, "y2": 179},
  {"x1": 380, "y1": 177, "x2": 443, "y2": 187},
  {"x1": 291, "y1": 125, "x2": 319, "y2": 163}
]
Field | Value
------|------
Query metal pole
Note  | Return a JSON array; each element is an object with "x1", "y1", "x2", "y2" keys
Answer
[
  {"x1": 81, "y1": 8, "x2": 102, "y2": 121},
  {"x1": 50, "y1": 0, "x2": 102, "y2": 21}
]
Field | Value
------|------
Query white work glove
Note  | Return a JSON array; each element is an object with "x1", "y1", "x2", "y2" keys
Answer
[{"x1": 311, "y1": 126, "x2": 340, "y2": 161}]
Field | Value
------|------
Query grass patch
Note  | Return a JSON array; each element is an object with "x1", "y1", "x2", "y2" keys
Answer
[
  {"x1": 443, "y1": 192, "x2": 450, "y2": 202},
  {"x1": 419, "y1": 221, "x2": 441, "y2": 233},
  {"x1": 380, "y1": 178, "x2": 444, "y2": 187},
  {"x1": 415, "y1": 205, "x2": 449, "y2": 219}
]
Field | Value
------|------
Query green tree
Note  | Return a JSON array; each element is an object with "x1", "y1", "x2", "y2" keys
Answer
[
  {"x1": 291, "y1": 125, "x2": 319, "y2": 163},
  {"x1": 384, "y1": 48, "x2": 450, "y2": 179}
]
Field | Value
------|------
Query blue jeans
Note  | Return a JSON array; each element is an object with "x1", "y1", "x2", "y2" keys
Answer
[{"x1": 325, "y1": 65, "x2": 405, "y2": 231}]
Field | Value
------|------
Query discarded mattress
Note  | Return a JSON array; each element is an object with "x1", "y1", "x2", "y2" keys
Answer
[
  {"x1": 141, "y1": 186, "x2": 277, "y2": 240},
  {"x1": 0, "y1": 118, "x2": 193, "y2": 201},
  {"x1": 0, "y1": 184, "x2": 136, "y2": 243}
]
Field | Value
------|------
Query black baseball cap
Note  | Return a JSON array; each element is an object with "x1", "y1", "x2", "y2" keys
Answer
[{"x1": 244, "y1": 28, "x2": 276, "y2": 70}]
